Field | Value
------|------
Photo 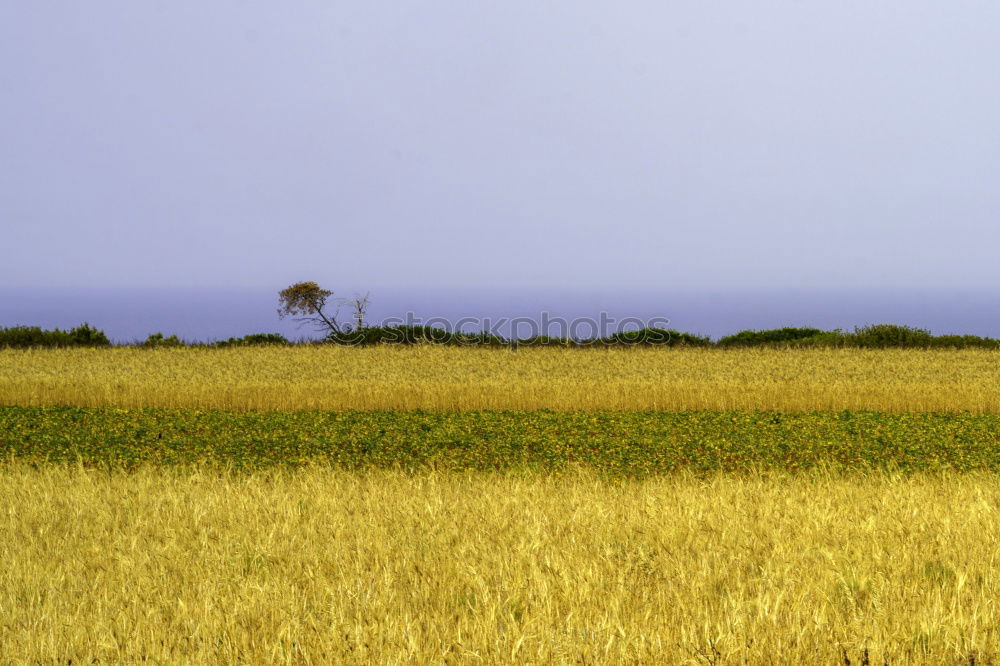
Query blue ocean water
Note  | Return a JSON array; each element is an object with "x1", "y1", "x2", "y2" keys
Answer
[{"x1": 1, "y1": 287, "x2": 998, "y2": 343}]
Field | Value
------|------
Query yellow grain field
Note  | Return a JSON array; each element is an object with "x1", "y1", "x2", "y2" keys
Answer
[
  {"x1": 2, "y1": 346, "x2": 999, "y2": 412},
  {"x1": 1, "y1": 466, "x2": 997, "y2": 664}
]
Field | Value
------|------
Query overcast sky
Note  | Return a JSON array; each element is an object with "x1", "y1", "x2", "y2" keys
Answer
[{"x1": 3, "y1": 1, "x2": 999, "y2": 290}]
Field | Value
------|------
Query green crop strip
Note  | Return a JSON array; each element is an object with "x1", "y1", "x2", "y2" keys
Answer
[{"x1": 3, "y1": 406, "x2": 1000, "y2": 474}]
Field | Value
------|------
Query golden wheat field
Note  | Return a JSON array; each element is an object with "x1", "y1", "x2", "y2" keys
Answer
[
  {"x1": 3, "y1": 346, "x2": 1000, "y2": 412},
  {"x1": 0, "y1": 466, "x2": 996, "y2": 664},
  {"x1": 7, "y1": 346, "x2": 1000, "y2": 664}
]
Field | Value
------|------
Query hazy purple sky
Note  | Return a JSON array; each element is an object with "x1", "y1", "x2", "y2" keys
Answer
[{"x1": 3, "y1": 1, "x2": 999, "y2": 291}]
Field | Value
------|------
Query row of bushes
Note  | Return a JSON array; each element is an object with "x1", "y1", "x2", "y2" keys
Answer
[
  {"x1": 0, "y1": 327, "x2": 289, "y2": 349},
  {"x1": 716, "y1": 325, "x2": 1000, "y2": 349},
  {"x1": 326, "y1": 324, "x2": 1000, "y2": 348},
  {"x1": 143, "y1": 332, "x2": 291, "y2": 348},
  {"x1": 3, "y1": 323, "x2": 1000, "y2": 349},
  {"x1": 324, "y1": 325, "x2": 712, "y2": 347},
  {"x1": 0, "y1": 324, "x2": 111, "y2": 348}
]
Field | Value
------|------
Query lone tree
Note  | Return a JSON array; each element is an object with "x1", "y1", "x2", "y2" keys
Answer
[
  {"x1": 350, "y1": 292, "x2": 371, "y2": 331},
  {"x1": 277, "y1": 281, "x2": 341, "y2": 334}
]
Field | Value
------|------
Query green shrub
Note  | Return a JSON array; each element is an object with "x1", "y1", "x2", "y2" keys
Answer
[
  {"x1": 516, "y1": 335, "x2": 568, "y2": 347},
  {"x1": 850, "y1": 324, "x2": 934, "y2": 348},
  {"x1": 931, "y1": 334, "x2": 1000, "y2": 350},
  {"x1": 788, "y1": 331, "x2": 852, "y2": 348},
  {"x1": 141, "y1": 332, "x2": 184, "y2": 348},
  {"x1": 718, "y1": 327, "x2": 825, "y2": 347},
  {"x1": 216, "y1": 333, "x2": 289, "y2": 347},
  {"x1": 599, "y1": 328, "x2": 712, "y2": 347},
  {"x1": 68, "y1": 323, "x2": 111, "y2": 346},
  {"x1": 789, "y1": 325, "x2": 1000, "y2": 349}
]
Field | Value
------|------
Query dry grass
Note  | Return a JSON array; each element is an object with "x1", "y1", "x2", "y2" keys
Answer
[
  {"x1": 1, "y1": 466, "x2": 998, "y2": 664},
  {"x1": 3, "y1": 346, "x2": 1000, "y2": 412}
]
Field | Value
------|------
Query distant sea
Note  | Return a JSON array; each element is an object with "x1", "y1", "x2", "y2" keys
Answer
[{"x1": 1, "y1": 287, "x2": 998, "y2": 344}]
